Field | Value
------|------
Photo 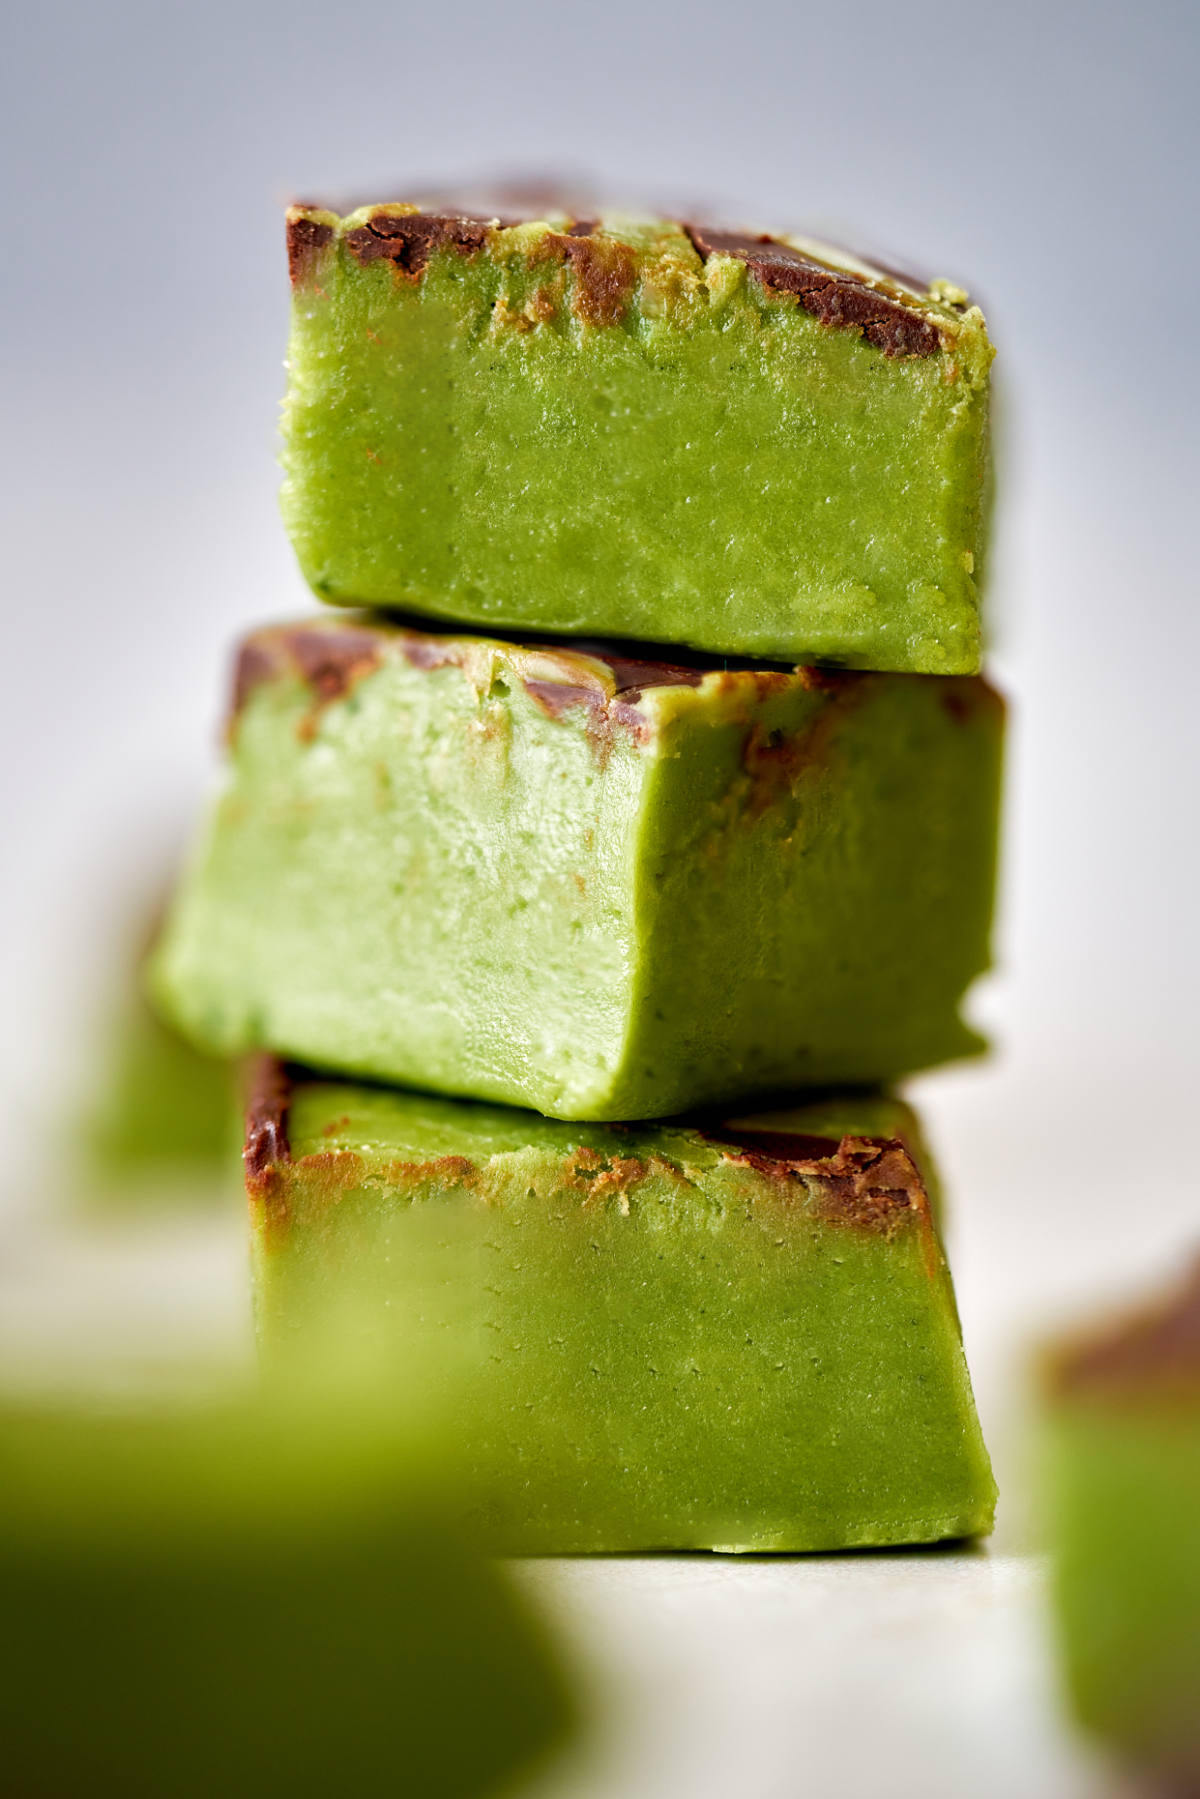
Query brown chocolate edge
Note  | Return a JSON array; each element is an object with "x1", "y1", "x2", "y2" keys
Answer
[
  {"x1": 553, "y1": 650, "x2": 707, "y2": 702},
  {"x1": 229, "y1": 620, "x2": 721, "y2": 733},
  {"x1": 243, "y1": 1054, "x2": 292, "y2": 1191},
  {"x1": 337, "y1": 207, "x2": 638, "y2": 324},
  {"x1": 544, "y1": 232, "x2": 638, "y2": 326},
  {"x1": 291, "y1": 202, "x2": 947, "y2": 353},
  {"x1": 240, "y1": 1057, "x2": 922, "y2": 1237},
  {"x1": 342, "y1": 211, "x2": 496, "y2": 278},
  {"x1": 684, "y1": 225, "x2": 942, "y2": 358},
  {"x1": 1052, "y1": 1257, "x2": 1200, "y2": 1398},
  {"x1": 286, "y1": 625, "x2": 386, "y2": 704},
  {"x1": 286, "y1": 215, "x2": 334, "y2": 286},
  {"x1": 231, "y1": 636, "x2": 280, "y2": 721},
  {"x1": 228, "y1": 622, "x2": 898, "y2": 774},
  {"x1": 703, "y1": 1128, "x2": 929, "y2": 1232},
  {"x1": 230, "y1": 623, "x2": 388, "y2": 730}
]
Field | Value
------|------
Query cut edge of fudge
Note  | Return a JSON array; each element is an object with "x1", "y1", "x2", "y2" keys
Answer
[
  {"x1": 285, "y1": 196, "x2": 984, "y2": 362},
  {"x1": 231, "y1": 613, "x2": 719, "y2": 746},
  {"x1": 242, "y1": 1053, "x2": 935, "y2": 1243},
  {"x1": 227, "y1": 612, "x2": 996, "y2": 754}
]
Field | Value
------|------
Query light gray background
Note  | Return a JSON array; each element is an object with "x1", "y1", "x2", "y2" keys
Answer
[{"x1": 0, "y1": 5, "x2": 1196, "y2": 1790}]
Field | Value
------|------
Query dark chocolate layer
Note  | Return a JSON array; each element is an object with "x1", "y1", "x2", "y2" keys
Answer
[
  {"x1": 242, "y1": 1058, "x2": 926, "y2": 1239},
  {"x1": 684, "y1": 226, "x2": 941, "y2": 358},
  {"x1": 286, "y1": 215, "x2": 334, "y2": 286},
  {"x1": 706, "y1": 1129, "x2": 928, "y2": 1233},
  {"x1": 230, "y1": 618, "x2": 760, "y2": 736},
  {"x1": 343, "y1": 212, "x2": 497, "y2": 277},
  {"x1": 287, "y1": 201, "x2": 953, "y2": 356},
  {"x1": 243, "y1": 1055, "x2": 292, "y2": 1188},
  {"x1": 545, "y1": 232, "x2": 637, "y2": 325}
]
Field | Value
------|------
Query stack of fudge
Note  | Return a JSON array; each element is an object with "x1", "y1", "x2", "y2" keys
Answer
[{"x1": 154, "y1": 197, "x2": 1003, "y2": 1552}]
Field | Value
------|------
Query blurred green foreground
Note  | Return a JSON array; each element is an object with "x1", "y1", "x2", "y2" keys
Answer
[{"x1": 0, "y1": 1400, "x2": 575, "y2": 1798}]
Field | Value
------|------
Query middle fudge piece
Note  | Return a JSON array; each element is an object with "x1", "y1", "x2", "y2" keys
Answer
[{"x1": 153, "y1": 616, "x2": 1003, "y2": 1121}]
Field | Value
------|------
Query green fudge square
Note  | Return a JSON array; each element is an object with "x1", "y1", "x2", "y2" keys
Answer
[
  {"x1": 282, "y1": 202, "x2": 993, "y2": 673},
  {"x1": 151, "y1": 617, "x2": 1003, "y2": 1121},
  {"x1": 0, "y1": 1400, "x2": 575, "y2": 1798},
  {"x1": 1044, "y1": 1259, "x2": 1200, "y2": 1789},
  {"x1": 247, "y1": 1059, "x2": 996, "y2": 1554}
]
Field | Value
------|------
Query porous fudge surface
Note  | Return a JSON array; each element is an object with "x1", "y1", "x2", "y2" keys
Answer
[
  {"x1": 0, "y1": 1401, "x2": 573, "y2": 1798},
  {"x1": 282, "y1": 200, "x2": 992, "y2": 672},
  {"x1": 1045, "y1": 1260, "x2": 1200, "y2": 1788},
  {"x1": 248, "y1": 1060, "x2": 996, "y2": 1554},
  {"x1": 152, "y1": 616, "x2": 1003, "y2": 1121}
]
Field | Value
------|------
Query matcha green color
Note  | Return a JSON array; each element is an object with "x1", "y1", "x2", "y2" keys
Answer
[
  {"x1": 80, "y1": 978, "x2": 232, "y2": 1204},
  {"x1": 282, "y1": 203, "x2": 993, "y2": 672},
  {"x1": 1044, "y1": 1260, "x2": 1200, "y2": 1788},
  {"x1": 152, "y1": 616, "x2": 1004, "y2": 1121},
  {"x1": 73, "y1": 889, "x2": 232, "y2": 1209},
  {"x1": 0, "y1": 1399, "x2": 574, "y2": 1798},
  {"x1": 249, "y1": 1064, "x2": 997, "y2": 1553}
]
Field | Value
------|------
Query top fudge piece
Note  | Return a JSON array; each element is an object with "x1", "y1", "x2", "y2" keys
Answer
[{"x1": 282, "y1": 199, "x2": 992, "y2": 672}]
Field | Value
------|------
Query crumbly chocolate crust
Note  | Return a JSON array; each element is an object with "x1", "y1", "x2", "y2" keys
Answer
[
  {"x1": 287, "y1": 201, "x2": 954, "y2": 355},
  {"x1": 285, "y1": 215, "x2": 334, "y2": 286},
  {"x1": 684, "y1": 226, "x2": 941, "y2": 357},
  {"x1": 286, "y1": 626, "x2": 384, "y2": 703},
  {"x1": 231, "y1": 622, "x2": 382, "y2": 710},
  {"x1": 244, "y1": 1054, "x2": 925, "y2": 1238},
  {"x1": 226, "y1": 619, "x2": 909, "y2": 773},
  {"x1": 546, "y1": 232, "x2": 637, "y2": 326},
  {"x1": 343, "y1": 212, "x2": 496, "y2": 277},
  {"x1": 231, "y1": 619, "x2": 730, "y2": 734},
  {"x1": 1054, "y1": 1258, "x2": 1200, "y2": 1398},
  {"x1": 243, "y1": 1055, "x2": 292, "y2": 1187},
  {"x1": 706, "y1": 1128, "x2": 929, "y2": 1232}
]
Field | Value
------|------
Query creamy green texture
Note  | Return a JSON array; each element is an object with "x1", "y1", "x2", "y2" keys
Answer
[
  {"x1": 252, "y1": 1075, "x2": 996, "y2": 1554},
  {"x1": 282, "y1": 208, "x2": 992, "y2": 671},
  {"x1": 151, "y1": 617, "x2": 1004, "y2": 1121}
]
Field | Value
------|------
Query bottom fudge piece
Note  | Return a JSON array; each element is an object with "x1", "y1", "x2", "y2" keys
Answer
[
  {"x1": 1044, "y1": 1257, "x2": 1200, "y2": 1789},
  {"x1": 248, "y1": 1059, "x2": 996, "y2": 1553},
  {"x1": 0, "y1": 1399, "x2": 574, "y2": 1799}
]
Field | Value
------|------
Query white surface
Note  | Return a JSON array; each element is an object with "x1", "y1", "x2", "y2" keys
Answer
[{"x1": 522, "y1": 1553, "x2": 1113, "y2": 1799}]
